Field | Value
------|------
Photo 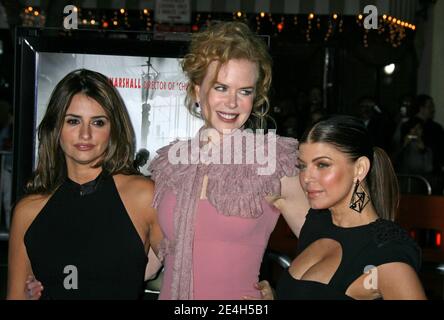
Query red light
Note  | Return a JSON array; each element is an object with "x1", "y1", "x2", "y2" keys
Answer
[
  {"x1": 102, "y1": 21, "x2": 109, "y2": 28},
  {"x1": 277, "y1": 22, "x2": 284, "y2": 32},
  {"x1": 192, "y1": 25, "x2": 199, "y2": 32},
  {"x1": 436, "y1": 232, "x2": 442, "y2": 247}
]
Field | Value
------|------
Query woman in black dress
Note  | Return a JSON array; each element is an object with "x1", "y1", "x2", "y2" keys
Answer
[
  {"x1": 7, "y1": 69, "x2": 162, "y2": 299},
  {"x1": 252, "y1": 115, "x2": 426, "y2": 300}
]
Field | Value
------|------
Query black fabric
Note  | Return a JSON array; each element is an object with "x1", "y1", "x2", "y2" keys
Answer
[
  {"x1": 24, "y1": 173, "x2": 148, "y2": 299},
  {"x1": 276, "y1": 208, "x2": 421, "y2": 300}
]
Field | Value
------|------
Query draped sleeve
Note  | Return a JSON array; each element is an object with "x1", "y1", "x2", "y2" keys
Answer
[{"x1": 205, "y1": 134, "x2": 300, "y2": 218}]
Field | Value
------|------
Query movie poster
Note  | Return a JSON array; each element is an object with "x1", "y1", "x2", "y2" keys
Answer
[{"x1": 35, "y1": 52, "x2": 204, "y2": 174}]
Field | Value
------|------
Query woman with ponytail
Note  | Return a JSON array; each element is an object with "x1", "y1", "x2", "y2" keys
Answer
[{"x1": 251, "y1": 115, "x2": 426, "y2": 300}]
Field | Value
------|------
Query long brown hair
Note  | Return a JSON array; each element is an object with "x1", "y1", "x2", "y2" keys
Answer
[{"x1": 26, "y1": 69, "x2": 138, "y2": 195}]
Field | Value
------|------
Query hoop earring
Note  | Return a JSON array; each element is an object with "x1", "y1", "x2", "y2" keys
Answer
[{"x1": 349, "y1": 179, "x2": 370, "y2": 213}]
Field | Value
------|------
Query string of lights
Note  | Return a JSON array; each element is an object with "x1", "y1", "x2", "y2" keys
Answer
[{"x1": 21, "y1": 7, "x2": 416, "y2": 48}]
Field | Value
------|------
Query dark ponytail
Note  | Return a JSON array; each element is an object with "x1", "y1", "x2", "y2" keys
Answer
[{"x1": 369, "y1": 147, "x2": 399, "y2": 221}]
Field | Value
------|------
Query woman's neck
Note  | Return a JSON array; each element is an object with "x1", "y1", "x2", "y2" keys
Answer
[
  {"x1": 66, "y1": 164, "x2": 103, "y2": 185},
  {"x1": 329, "y1": 202, "x2": 379, "y2": 228}
]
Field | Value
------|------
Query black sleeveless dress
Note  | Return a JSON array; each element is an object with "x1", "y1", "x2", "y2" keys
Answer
[
  {"x1": 24, "y1": 173, "x2": 148, "y2": 299},
  {"x1": 276, "y1": 208, "x2": 421, "y2": 300}
]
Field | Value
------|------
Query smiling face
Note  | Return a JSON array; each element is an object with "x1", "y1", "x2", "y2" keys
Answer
[
  {"x1": 298, "y1": 142, "x2": 360, "y2": 212},
  {"x1": 195, "y1": 59, "x2": 258, "y2": 134},
  {"x1": 59, "y1": 93, "x2": 111, "y2": 170}
]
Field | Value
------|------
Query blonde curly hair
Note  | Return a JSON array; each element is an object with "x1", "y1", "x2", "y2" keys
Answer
[{"x1": 182, "y1": 21, "x2": 272, "y2": 129}]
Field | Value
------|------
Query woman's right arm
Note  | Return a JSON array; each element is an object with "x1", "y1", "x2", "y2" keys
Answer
[{"x1": 7, "y1": 196, "x2": 45, "y2": 299}]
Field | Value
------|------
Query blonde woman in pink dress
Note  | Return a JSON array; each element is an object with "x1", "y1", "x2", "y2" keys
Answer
[{"x1": 148, "y1": 21, "x2": 308, "y2": 300}]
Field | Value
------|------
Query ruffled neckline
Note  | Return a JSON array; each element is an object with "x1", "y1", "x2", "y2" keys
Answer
[{"x1": 150, "y1": 129, "x2": 299, "y2": 218}]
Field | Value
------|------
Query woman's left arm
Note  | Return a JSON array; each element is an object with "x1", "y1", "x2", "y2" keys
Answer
[
  {"x1": 377, "y1": 262, "x2": 427, "y2": 299},
  {"x1": 144, "y1": 179, "x2": 163, "y2": 256},
  {"x1": 117, "y1": 176, "x2": 164, "y2": 279},
  {"x1": 143, "y1": 179, "x2": 164, "y2": 281},
  {"x1": 139, "y1": 179, "x2": 164, "y2": 280}
]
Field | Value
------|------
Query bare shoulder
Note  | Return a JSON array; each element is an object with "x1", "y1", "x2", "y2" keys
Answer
[
  {"x1": 113, "y1": 174, "x2": 157, "y2": 234},
  {"x1": 113, "y1": 174, "x2": 154, "y2": 204},
  {"x1": 277, "y1": 175, "x2": 308, "y2": 210},
  {"x1": 377, "y1": 262, "x2": 426, "y2": 299},
  {"x1": 12, "y1": 194, "x2": 51, "y2": 231},
  {"x1": 272, "y1": 175, "x2": 309, "y2": 238}
]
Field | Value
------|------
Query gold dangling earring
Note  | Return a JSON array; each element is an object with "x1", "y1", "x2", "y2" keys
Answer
[{"x1": 349, "y1": 179, "x2": 370, "y2": 213}]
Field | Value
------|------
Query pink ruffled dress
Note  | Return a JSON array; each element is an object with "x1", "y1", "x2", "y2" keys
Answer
[{"x1": 149, "y1": 129, "x2": 298, "y2": 300}]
